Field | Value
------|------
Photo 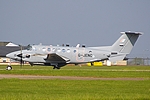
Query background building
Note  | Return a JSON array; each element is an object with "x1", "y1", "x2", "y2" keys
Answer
[{"x1": 0, "y1": 42, "x2": 27, "y2": 64}]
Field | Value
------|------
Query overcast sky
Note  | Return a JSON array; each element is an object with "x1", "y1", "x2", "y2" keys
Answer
[{"x1": 0, "y1": 0, "x2": 150, "y2": 57}]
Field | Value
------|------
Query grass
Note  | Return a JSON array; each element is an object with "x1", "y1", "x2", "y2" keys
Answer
[
  {"x1": 0, "y1": 65, "x2": 150, "y2": 78},
  {"x1": 0, "y1": 79, "x2": 149, "y2": 100},
  {"x1": 0, "y1": 65, "x2": 150, "y2": 99}
]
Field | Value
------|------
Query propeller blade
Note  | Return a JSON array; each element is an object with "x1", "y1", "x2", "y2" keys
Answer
[
  {"x1": 17, "y1": 53, "x2": 22, "y2": 58},
  {"x1": 20, "y1": 55, "x2": 23, "y2": 67},
  {"x1": 18, "y1": 45, "x2": 23, "y2": 68}
]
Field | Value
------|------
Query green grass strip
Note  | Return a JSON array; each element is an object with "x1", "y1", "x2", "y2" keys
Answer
[{"x1": 0, "y1": 79, "x2": 149, "y2": 100}]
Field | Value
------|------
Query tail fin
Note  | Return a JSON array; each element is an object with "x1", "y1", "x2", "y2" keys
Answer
[
  {"x1": 112, "y1": 31, "x2": 142, "y2": 54},
  {"x1": 109, "y1": 31, "x2": 142, "y2": 62}
]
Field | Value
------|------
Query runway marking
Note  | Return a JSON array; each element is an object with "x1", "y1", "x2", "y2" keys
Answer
[{"x1": 0, "y1": 74, "x2": 148, "y2": 80}]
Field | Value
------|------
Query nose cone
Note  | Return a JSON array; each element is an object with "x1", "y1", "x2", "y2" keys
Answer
[
  {"x1": 6, "y1": 52, "x2": 15, "y2": 58},
  {"x1": 6, "y1": 51, "x2": 21, "y2": 60}
]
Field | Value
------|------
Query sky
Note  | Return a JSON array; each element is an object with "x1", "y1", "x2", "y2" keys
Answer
[{"x1": 0, "y1": 0, "x2": 150, "y2": 58}]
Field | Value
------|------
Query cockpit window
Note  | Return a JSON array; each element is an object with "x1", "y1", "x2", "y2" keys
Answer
[
  {"x1": 27, "y1": 45, "x2": 32, "y2": 51},
  {"x1": 32, "y1": 47, "x2": 36, "y2": 51}
]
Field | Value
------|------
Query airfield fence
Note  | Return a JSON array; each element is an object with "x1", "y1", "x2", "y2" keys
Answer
[{"x1": 127, "y1": 58, "x2": 150, "y2": 65}]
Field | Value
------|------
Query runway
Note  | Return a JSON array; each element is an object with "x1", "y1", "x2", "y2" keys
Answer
[{"x1": 0, "y1": 74, "x2": 147, "y2": 80}]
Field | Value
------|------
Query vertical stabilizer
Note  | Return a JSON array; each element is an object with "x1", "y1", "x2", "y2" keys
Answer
[
  {"x1": 109, "y1": 31, "x2": 142, "y2": 62},
  {"x1": 112, "y1": 32, "x2": 142, "y2": 54}
]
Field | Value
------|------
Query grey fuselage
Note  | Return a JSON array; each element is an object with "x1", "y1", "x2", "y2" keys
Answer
[
  {"x1": 6, "y1": 32, "x2": 142, "y2": 68},
  {"x1": 8, "y1": 45, "x2": 111, "y2": 65}
]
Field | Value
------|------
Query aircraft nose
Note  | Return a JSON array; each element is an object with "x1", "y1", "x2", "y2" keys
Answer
[
  {"x1": 6, "y1": 52, "x2": 16, "y2": 59},
  {"x1": 6, "y1": 50, "x2": 27, "y2": 60}
]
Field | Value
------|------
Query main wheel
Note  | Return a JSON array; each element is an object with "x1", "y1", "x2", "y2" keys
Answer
[{"x1": 53, "y1": 65, "x2": 60, "y2": 69}]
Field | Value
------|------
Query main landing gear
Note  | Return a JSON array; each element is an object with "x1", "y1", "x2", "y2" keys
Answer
[
  {"x1": 52, "y1": 63, "x2": 66, "y2": 69},
  {"x1": 53, "y1": 65, "x2": 60, "y2": 69}
]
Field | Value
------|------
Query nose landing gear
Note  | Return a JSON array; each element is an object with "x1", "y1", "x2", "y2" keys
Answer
[{"x1": 6, "y1": 63, "x2": 12, "y2": 70}]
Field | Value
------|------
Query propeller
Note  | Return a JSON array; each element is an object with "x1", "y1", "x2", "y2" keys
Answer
[
  {"x1": 17, "y1": 45, "x2": 24, "y2": 68},
  {"x1": 17, "y1": 44, "x2": 31, "y2": 67}
]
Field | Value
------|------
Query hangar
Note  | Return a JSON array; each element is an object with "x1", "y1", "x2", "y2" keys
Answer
[{"x1": 0, "y1": 42, "x2": 27, "y2": 64}]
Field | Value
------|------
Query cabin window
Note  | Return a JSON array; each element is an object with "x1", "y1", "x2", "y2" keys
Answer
[
  {"x1": 62, "y1": 49, "x2": 66, "y2": 53},
  {"x1": 57, "y1": 48, "x2": 61, "y2": 52},
  {"x1": 47, "y1": 48, "x2": 51, "y2": 52},
  {"x1": 52, "y1": 48, "x2": 56, "y2": 52},
  {"x1": 42, "y1": 48, "x2": 46, "y2": 52},
  {"x1": 73, "y1": 50, "x2": 76, "y2": 53},
  {"x1": 67, "y1": 49, "x2": 70, "y2": 53}
]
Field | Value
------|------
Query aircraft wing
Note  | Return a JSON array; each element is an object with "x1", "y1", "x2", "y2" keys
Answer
[{"x1": 45, "y1": 53, "x2": 70, "y2": 63}]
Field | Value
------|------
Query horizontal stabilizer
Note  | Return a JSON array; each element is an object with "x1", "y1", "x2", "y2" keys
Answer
[{"x1": 120, "y1": 31, "x2": 143, "y2": 35}]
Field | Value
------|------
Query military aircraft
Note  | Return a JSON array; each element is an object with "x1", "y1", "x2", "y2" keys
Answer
[{"x1": 6, "y1": 31, "x2": 142, "y2": 69}]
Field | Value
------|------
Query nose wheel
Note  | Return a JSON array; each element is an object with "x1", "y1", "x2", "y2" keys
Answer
[
  {"x1": 6, "y1": 65, "x2": 12, "y2": 70},
  {"x1": 6, "y1": 63, "x2": 12, "y2": 70}
]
